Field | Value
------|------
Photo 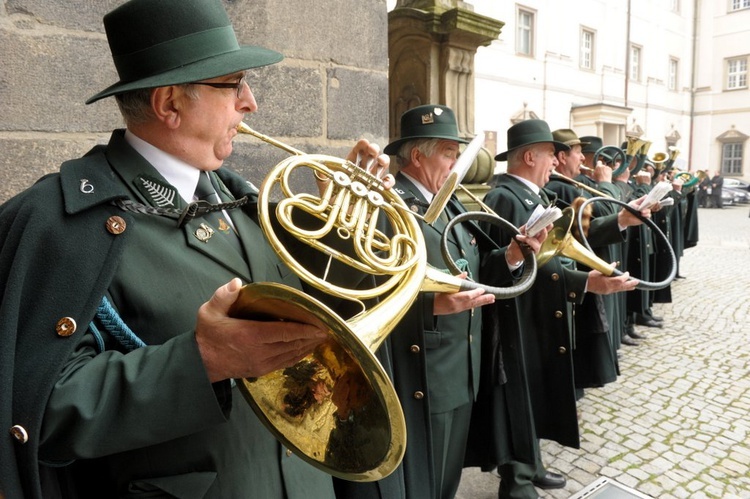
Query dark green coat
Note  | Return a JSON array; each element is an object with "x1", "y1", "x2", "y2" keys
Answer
[
  {"x1": 0, "y1": 131, "x2": 334, "y2": 499},
  {"x1": 336, "y1": 173, "x2": 512, "y2": 499},
  {"x1": 545, "y1": 177, "x2": 622, "y2": 387},
  {"x1": 477, "y1": 174, "x2": 592, "y2": 449}
]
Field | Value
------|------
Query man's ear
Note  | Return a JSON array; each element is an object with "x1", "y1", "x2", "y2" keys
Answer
[
  {"x1": 409, "y1": 146, "x2": 422, "y2": 168},
  {"x1": 151, "y1": 86, "x2": 181, "y2": 129},
  {"x1": 523, "y1": 148, "x2": 535, "y2": 167}
]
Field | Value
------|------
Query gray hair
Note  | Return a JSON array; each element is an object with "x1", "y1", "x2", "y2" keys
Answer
[
  {"x1": 393, "y1": 138, "x2": 441, "y2": 168},
  {"x1": 115, "y1": 84, "x2": 199, "y2": 126}
]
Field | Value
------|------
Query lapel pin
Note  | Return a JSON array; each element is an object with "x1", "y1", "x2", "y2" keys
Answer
[
  {"x1": 80, "y1": 179, "x2": 94, "y2": 194},
  {"x1": 195, "y1": 223, "x2": 214, "y2": 242}
]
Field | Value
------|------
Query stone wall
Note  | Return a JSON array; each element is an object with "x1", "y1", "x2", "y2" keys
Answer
[{"x1": 0, "y1": 0, "x2": 390, "y2": 202}]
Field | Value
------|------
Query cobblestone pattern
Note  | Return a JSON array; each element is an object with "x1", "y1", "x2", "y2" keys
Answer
[{"x1": 458, "y1": 204, "x2": 750, "y2": 499}]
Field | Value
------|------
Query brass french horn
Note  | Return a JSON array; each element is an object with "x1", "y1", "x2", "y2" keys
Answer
[{"x1": 228, "y1": 123, "x2": 536, "y2": 481}]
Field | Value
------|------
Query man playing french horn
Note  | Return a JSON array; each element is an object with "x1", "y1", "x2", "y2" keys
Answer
[
  {"x1": 0, "y1": 0, "x2": 397, "y2": 498},
  {"x1": 335, "y1": 104, "x2": 548, "y2": 499}
]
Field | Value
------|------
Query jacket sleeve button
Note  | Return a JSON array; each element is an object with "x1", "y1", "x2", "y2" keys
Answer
[
  {"x1": 10, "y1": 425, "x2": 28, "y2": 444},
  {"x1": 413, "y1": 391, "x2": 424, "y2": 400},
  {"x1": 56, "y1": 317, "x2": 77, "y2": 337}
]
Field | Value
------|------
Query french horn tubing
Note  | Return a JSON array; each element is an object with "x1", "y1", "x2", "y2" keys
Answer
[{"x1": 229, "y1": 122, "x2": 536, "y2": 482}]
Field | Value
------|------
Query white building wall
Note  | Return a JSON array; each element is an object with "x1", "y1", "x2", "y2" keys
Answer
[{"x1": 386, "y1": 0, "x2": 750, "y2": 178}]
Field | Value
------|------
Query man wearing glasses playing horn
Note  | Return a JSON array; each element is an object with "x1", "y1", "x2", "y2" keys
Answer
[{"x1": 0, "y1": 0, "x2": 393, "y2": 498}]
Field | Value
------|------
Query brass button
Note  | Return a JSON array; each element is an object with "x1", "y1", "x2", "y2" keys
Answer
[
  {"x1": 558, "y1": 346, "x2": 567, "y2": 354},
  {"x1": 10, "y1": 425, "x2": 28, "y2": 444},
  {"x1": 106, "y1": 216, "x2": 127, "y2": 235},
  {"x1": 410, "y1": 205, "x2": 419, "y2": 213},
  {"x1": 285, "y1": 448, "x2": 293, "y2": 457},
  {"x1": 554, "y1": 311, "x2": 563, "y2": 319},
  {"x1": 410, "y1": 344, "x2": 420, "y2": 353},
  {"x1": 568, "y1": 292, "x2": 576, "y2": 299},
  {"x1": 56, "y1": 317, "x2": 77, "y2": 337},
  {"x1": 413, "y1": 391, "x2": 424, "y2": 400},
  {"x1": 550, "y1": 273, "x2": 560, "y2": 281}
]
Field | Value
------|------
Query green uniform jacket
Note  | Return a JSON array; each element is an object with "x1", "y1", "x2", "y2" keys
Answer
[
  {"x1": 545, "y1": 177, "x2": 623, "y2": 387},
  {"x1": 477, "y1": 174, "x2": 592, "y2": 449},
  {"x1": 336, "y1": 173, "x2": 512, "y2": 499},
  {"x1": 0, "y1": 131, "x2": 334, "y2": 499}
]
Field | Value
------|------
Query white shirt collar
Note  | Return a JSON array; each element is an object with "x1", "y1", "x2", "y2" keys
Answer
[
  {"x1": 401, "y1": 171, "x2": 434, "y2": 203},
  {"x1": 124, "y1": 129, "x2": 201, "y2": 204},
  {"x1": 507, "y1": 173, "x2": 540, "y2": 195}
]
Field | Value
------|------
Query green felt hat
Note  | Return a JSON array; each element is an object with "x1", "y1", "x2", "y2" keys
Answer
[
  {"x1": 384, "y1": 105, "x2": 469, "y2": 155},
  {"x1": 86, "y1": 0, "x2": 283, "y2": 104},
  {"x1": 552, "y1": 129, "x2": 590, "y2": 147},
  {"x1": 580, "y1": 136, "x2": 613, "y2": 162},
  {"x1": 495, "y1": 119, "x2": 569, "y2": 161}
]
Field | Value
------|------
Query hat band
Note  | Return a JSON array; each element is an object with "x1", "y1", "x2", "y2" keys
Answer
[{"x1": 113, "y1": 26, "x2": 240, "y2": 83}]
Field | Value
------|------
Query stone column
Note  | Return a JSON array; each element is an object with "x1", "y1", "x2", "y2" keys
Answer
[{"x1": 388, "y1": 0, "x2": 503, "y2": 207}]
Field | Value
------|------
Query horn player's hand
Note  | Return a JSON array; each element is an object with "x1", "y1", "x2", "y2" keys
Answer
[
  {"x1": 195, "y1": 278, "x2": 328, "y2": 383},
  {"x1": 506, "y1": 223, "x2": 549, "y2": 266},
  {"x1": 586, "y1": 268, "x2": 638, "y2": 295},
  {"x1": 617, "y1": 196, "x2": 652, "y2": 227},
  {"x1": 347, "y1": 139, "x2": 394, "y2": 189},
  {"x1": 434, "y1": 274, "x2": 495, "y2": 316}
]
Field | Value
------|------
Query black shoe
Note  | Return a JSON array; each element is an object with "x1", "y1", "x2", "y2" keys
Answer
[
  {"x1": 628, "y1": 329, "x2": 647, "y2": 340},
  {"x1": 635, "y1": 318, "x2": 663, "y2": 328},
  {"x1": 622, "y1": 336, "x2": 640, "y2": 346},
  {"x1": 532, "y1": 471, "x2": 566, "y2": 490}
]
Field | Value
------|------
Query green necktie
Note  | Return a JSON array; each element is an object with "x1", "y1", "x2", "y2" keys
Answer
[{"x1": 194, "y1": 172, "x2": 243, "y2": 254}]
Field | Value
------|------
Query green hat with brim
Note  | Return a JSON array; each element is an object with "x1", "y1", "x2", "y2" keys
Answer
[
  {"x1": 384, "y1": 105, "x2": 469, "y2": 155},
  {"x1": 86, "y1": 0, "x2": 283, "y2": 104},
  {"x1": 495, "y1": 119, "x2": 569, "y2": 162}
]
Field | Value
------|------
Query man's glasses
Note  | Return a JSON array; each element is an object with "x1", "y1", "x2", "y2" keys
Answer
[{"x1": 191, "y1": 75, "x2": 247, "y2": 98}]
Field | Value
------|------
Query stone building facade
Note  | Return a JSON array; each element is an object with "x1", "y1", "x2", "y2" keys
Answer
[{"x1": 0, "y1": 0, "x2": 390, "y2": 202}]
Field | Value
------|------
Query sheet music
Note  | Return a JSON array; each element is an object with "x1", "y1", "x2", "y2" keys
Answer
[
  {"x1": 526, "y1": 204, "x2": 563, "y2": 236},
  {"x1": 637, "y1": 181, "x2": 673, "y2": 210}
]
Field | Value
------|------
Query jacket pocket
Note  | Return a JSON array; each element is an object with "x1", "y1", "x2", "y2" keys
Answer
[
  {"x1": 423, "y1": 329, "x2": 441, "y2": 349},
  {"x1": 124, "y1": 471, "x2": 217, "y2": 499}
]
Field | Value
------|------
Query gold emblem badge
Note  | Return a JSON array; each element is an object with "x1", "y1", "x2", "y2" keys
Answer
[
  {"x1": 217, "y1": 218, "x2": 231, "y2": 233},
  {"x1": 195, "y1": 223, "x2": 214, "y2": 242},
  {"x1": 421, "y1": 113, "x2": 434, "y2": 124}
]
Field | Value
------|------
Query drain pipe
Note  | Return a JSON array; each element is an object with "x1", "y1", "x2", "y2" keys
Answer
[
  {"x1": 624, "y1": 0, "x2": 632, "y2": 108},
  {"x1": 688, "y1": 0, "x2": 699, "y2": 170}
]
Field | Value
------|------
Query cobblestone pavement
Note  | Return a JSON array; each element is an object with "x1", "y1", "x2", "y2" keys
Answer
[{"x1": 457, "y1": 203, "x2": 750, "y2": 499}]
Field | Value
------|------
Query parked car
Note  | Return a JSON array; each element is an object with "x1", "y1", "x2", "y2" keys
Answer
[
  {"x1": 716, "y1": 189, "x2": 734, "y2": 207},
  {"x1": 724, "y1": 178, "x2": 750, "y2": 192},
  {"x1": 725, "y1": 186, "x2": 750, "y2": 204}
]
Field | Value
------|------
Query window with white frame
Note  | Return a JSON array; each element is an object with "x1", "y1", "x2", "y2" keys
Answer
[
  {"x1": 668, "y1": 58, "x2": 679, "y2": 90},
  {"x1": 630, "y1": 45, "x2": 641, "y2": 81},
  {"x1": 722, "y1": 143, "x2": 744, "y2": 175},
  {"x1": 731, "y1": 0, "x2": 750, "y2": 11},
  {"x1": 580, "y1": 28, "x2": 595, "y2": 70},
  {"x1": 727, "y1": 57, "x2": 748, "y2": 89},
  {"x1": 516, "y1": 8, "x2": 535, "y2": 57}
]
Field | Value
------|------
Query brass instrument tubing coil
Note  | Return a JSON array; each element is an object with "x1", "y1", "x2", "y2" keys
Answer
[
  {"x1": 441, "y1": 211, "x2": 537, "y2": 299},
  {"x1": 575, "y1": 196, "x2": 677, "y2": 291}
]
